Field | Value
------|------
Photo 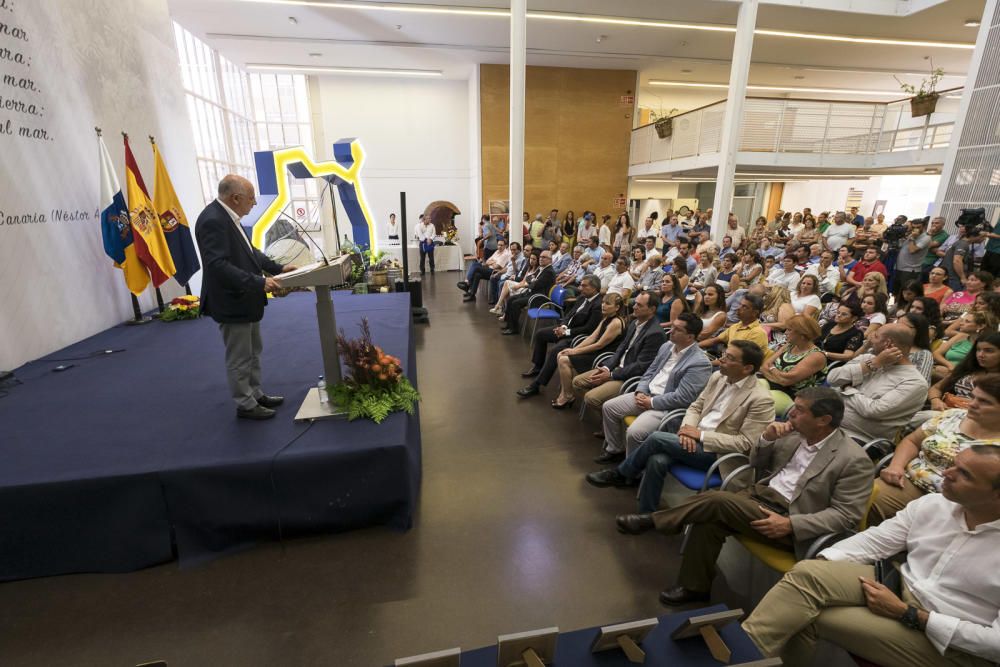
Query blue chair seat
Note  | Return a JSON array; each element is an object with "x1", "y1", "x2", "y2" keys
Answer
[
  {"x1": 669, "y1": 464, "x2": 721, "y2": 491},
  {"x1": 526, "y1": 308, "x2": 561, "y2": 319}
]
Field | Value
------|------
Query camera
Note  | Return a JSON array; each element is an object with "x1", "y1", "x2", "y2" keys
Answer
[
  {"x1": 882, "y1": 221, "x2": 909, "y2": 249},
  {"x1": 955, "y1": 207, "x2": 991, "y2": 237}
]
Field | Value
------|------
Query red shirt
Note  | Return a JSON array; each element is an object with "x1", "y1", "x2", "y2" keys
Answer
[{"x1": 850, "y1": 260, "x2": 888, "y2": 282}]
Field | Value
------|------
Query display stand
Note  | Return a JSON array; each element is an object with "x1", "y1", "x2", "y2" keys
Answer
[
  {"x1": 590, "y1": 618, "x2": 659, "y2": 664},
  {"x1": 670, "y1": 609, "x2": 745, "y2": 664},
  {"x1": 496, "y1": 627, "x2": 559, "y2": 667},
  {"x1": 275, "y1": 255, "x2": 354, "y2": 421},
  {"x1": 394, "y1": 647, "x2": 461, "y2": 666}
]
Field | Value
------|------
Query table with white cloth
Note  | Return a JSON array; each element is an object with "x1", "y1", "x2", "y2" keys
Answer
[{"x1": 383, "y1": 242, "x2": 463, "y2": 272}]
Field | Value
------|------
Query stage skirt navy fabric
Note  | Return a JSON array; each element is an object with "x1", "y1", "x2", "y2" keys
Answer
[{"x1": 0, "y1": 292, "x2": 420, "y2": 580}]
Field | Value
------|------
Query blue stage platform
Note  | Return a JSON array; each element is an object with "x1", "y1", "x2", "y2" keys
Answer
[{"x1": 0, "y1": 291, "x2": 420, "y2": 581}]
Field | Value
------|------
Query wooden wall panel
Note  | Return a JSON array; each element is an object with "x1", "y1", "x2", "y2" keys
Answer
[{"x1": 480, "y1": 64, "x2": 636, "y2": 221}]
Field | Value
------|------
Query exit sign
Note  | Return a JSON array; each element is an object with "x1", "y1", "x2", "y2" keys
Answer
[
  {"x1": 613, "y1": 194, "x2": 627, "y2": 208},
  {"x1": 619, "y1": 95, "x2": 635, "y2": 105}
]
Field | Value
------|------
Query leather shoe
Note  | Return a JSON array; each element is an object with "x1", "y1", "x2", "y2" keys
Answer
[
  {"x1": 456, "y1": 281, "x2": 469, "y2": 290},
  {"x1": 516, "y1": 384, "x2": 540, "y2": 398},
  {"x1": 462, "y1": 294, "x2": 476, "y2": 302},
  {"x1": 256, "y1": 394, "x2": 284, "y2": 408},
  {"x1": 659, "y1": 586, "x2": 710, "y2": 606},
  {"x1": 586, "y1": 469, "x2": 635, "y2": 488},
  {"x1": 593, "y1": 450, "x2": 625, "y2": 464},
  {"x1": 500, "y1": 328, "x2": 517, "y2": 335},
  {"x1": 236, "y1": 405, "x2": 276, "y2": 420},
  {"x1": 616, "y1": 513, "x2": 654, "y2": 535},
  {"x1": 521, "y1": 368, "x2": 541, "y2": 378}
]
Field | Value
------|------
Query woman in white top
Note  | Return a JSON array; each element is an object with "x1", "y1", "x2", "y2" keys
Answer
[
  {"x1": 791, "y1": 274, "x2": 822, "y2": 319},
  {"x1": 689, "y1": 252, "x2": 718, "y2": 291},
  {"x1": 628, "y1": 246, "x2": 647, "y2": 280},
  {"x1": 695, "y1": 284, "x2": 728, "y2": 345},
  {"x1": 787, "y1": 212, "x2": 805, "y2": 239},
  {"x1": 598, "y1": 215, "x2": 613, "y2": 248},
  {"x1": 858, "y1": 292, "x2": 889, "y2": 341}
]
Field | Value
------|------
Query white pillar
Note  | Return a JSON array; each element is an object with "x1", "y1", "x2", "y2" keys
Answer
[
  {"x1": 711, "y1": 0, "x2": 758, "y2": 244},
  {"x1": 509, "y1": 0, "x2": 527, "y2": 245},
  {"x1": 931, "y1": 0, "x2": 996, "y2": 218}
]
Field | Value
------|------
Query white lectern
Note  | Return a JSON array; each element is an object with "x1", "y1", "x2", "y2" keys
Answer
[{"x1": 275, "y1": 256, "x2": 354, "y2": 421}]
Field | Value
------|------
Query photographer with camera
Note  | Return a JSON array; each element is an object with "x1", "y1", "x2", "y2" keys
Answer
[
  {"x1": 894, "y1": 218, "x2": 932, "y2": 297},
  {"x1": 982, "y1": 216, "x2": 1000, "y2": 277},
  {"x1": 943, "y1": 209, "x2": 991, "y2": 292}
]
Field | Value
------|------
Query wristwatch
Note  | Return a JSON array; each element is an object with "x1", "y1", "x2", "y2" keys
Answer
[{"x1": 900, "y1": 605, "x2": 921, "y2": 630}]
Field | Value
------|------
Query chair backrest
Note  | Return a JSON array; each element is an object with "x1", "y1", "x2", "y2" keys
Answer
[{"x1": 551, "y1": 284, "x2": 566, "y2": 306}]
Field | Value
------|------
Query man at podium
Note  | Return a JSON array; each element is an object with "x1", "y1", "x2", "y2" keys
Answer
[{"x1": 195, "y1": 175, "x2": 298, "y2": 420}]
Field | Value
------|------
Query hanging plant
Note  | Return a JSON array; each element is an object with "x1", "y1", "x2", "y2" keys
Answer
[
  {"x1": 895, "y1": 63, "x2": 945, "y2": 118},
  {"x1": 651, "y1": 106, "x2": 680, "y2": 138}
]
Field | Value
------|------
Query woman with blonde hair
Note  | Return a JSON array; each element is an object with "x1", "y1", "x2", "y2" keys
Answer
[
  {"x1": 761, "y1": 285, "x2": 795, "y2": 348},
  {"x1": 762, "y1": 314, "x2": 827, "y2": 401},
  {"x1": 549, "y1": 293, "x2": 628, "y2": 409}
]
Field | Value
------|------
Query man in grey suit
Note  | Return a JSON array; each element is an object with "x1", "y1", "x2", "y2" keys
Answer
[
  {"x1": 616, "y1": 387, "x2": 874, "y2": 605},
  {"x1": 587, "y1": 340, "x2": 774, "y2": 512},
  {"x1": 594, "y1": 312, "x2": 713, "y2": 464},
  {"x1": 195, "y1": 175, "x2": 297, "y2": 420}
]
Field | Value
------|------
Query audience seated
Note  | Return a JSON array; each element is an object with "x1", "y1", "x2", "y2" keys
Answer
[
  {"x1": 491, "y1": 251, "x2": 538, "y2": 317},
  {"x1": 760, "y1": 286, "x2": 795, "y2": 348},
  {"x1": 761, "y1": 314, "x2": 827, "y2": 400},
  {"x1": 594, "y1": 313, "x2": 713, "y2": 463},
  {"x1": 550, "y1": 241, "x2": 572, "y2": 273},
  {"x1": 899, "y1": 311, "x2": 935, "y2": 383},
  {"x1": 572, "y1": 291, "x2": 666, "y2": 413},
  {"x1": 517, "y1": 275, "x2": 604, "y2": 396},
  {"x1": 767, "y1": 256, "x2": 802, "y2": 292},
  {"x1": 554, "y1": 245, "x2": 585, "y2": 289},
  {"x1": 818, "y1": 301, "x2": 865, "y2": 366},
  {"x1": 499, "y1": 250, "x2": 555, "y2": 335},
  {"x1": 715, "y1": 254, "x2": 740, "y2": 294},
  {"x1": 694, "y1": 284, "x2": 728, "y2": 344},
  {"x1": 704, "y1": 292, "x2": 768, "y2": 360},
  {"x1": 606, "y1": 257, "x2": 636, "y2": 300},
  {"x1": 689, "y1": 252, "x2": 718, "y2": 291},
  {"x1": 942, "y1": 270, "x2": 993, "y2": 321},
  {"x1": 908, "y1": 296, "x2": 944, "y2": 341},
  {"x1": 942, "y1": 290, "x2": 1000, "y2": 338},
  {"x1": 459, "y1": 237, "x2": 510, "y2": 302},
  {"x1": 655, "y1": 273, "x2": 688, "y2": 325},
  {"x1": 743, "y1": 445, "x2": 1000, "y2": 667},
  {"x1": 923, "y1": 265, "x2": 954, "y2": 304},
  {"x1": 872, "y1": 374, "x2": 1000, "y2": 525},
  {"x1": 587, "y1": 341, "x2": 772, "y2": 513},
  {"x1": 804, "y1": 250, "x2": 840, "y2": 296},
  {"x1": 858, "y1": 291, "x2": 889, "y2": 341},
  {"x1": 791, "y1": 274, "x2": 822, "y2": 319},
  {"x1": 847, "y1": 247, "x2": 889, "y2": 287},
  {"x1": 615, "y1": 388, "x2": 873, "y2": 605},
  {"x1": 933, "y1": 311, "x2": 997, "y2": 381},
  {"x1": 928, "y1": 332, "x2": 1000, "y2": 411},
  {"x1": 635, "y1": 255, "x2": 663, "y2": 291},
  {"x1": 826, "y1": 323, "x2": 929, "y2": 442}
]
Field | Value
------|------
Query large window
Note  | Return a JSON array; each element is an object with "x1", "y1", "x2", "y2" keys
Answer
[{"x1": 173, "y1": 23, "x2": 320, "y2": 229}]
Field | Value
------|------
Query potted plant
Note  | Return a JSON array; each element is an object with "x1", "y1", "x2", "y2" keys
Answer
[
  {"x1": 895, "y1": 64, "x2": 945, "y2": 118},
  {"x1": 651, "y1": 107, "x2": 680, "y2": 139}
]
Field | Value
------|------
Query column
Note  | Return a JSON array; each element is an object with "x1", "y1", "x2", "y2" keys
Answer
[
  {"x1": 932, "y1": 0, "x2": 998, "y2": 223},
  {"x1": 509, "y1": 0, "x2": 527, "y2": 244},
  {"x1": 711, "y1": 0, "x2": 758, "y2": 244}
]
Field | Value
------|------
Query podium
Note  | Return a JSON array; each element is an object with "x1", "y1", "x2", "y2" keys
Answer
[{"x1": 275, "y1": 256, "x2": 354, "y2": 421}]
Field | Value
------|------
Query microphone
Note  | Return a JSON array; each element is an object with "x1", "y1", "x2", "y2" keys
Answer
[{"x1": 281, "y1": 214, "x2": 329, "y2": 266}]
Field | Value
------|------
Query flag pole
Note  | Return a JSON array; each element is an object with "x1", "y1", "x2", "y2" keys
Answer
[{"x1": 117, "y1": 129, "x2": 153, "y2": 325}]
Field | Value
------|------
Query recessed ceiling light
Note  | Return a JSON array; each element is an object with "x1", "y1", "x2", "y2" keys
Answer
[
  {"x1": 680, "y1": 68, "x2": 692, "y2": 73},
  {"x1": 964, "y1": 19, "x2": 981, "y2": 27},
  {"x1": 308, "y1": 52, "x2": 323, "y2": 57},
  {"x1": 247, "y1": 63, "x2": 444, "y2": 77},
  {"x1": 793, "y1": 75, "x2": 805, "y2": 80},
  {"x1": 288, "y1": 16, "x2": 298, "y2": 24},
  {"x1": 596, "y1": 34, "x2": 608, "y2": 43},
  {"x1": 232, "y1": 1, "x2": 975, "y2": 50},
  {"x1": 648, "y1": 80, "x2": 900, "y2": 97}
]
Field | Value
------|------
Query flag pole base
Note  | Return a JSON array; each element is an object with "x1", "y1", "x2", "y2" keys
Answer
[
  {"x1": 125, "y1": 316, "x2": 154, "y2": 326},
  {"x1": 127, "y1": 293, "x2": 153, "y2": 325}
]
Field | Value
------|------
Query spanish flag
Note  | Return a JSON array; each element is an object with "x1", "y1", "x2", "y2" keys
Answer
[
  {"x1": 151, "y1": 139, "x2": 200, "y2": 286},
  {"x1": 98, "y1": 134, "x2": 149, "y2": 295},
  {"x1": 124, "y1": 135, "x2": 175, "y2": 287}
]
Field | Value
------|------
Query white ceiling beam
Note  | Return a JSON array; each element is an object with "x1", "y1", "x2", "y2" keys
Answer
[{"x1": 715, "y1": 0, "x2": 949, "y2": 16}]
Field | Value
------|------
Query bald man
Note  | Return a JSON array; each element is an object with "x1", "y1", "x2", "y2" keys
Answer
[
  {"x1": 195, "y1": 174, "x2": 298, "y2": 420},
  {"x1": 826, "y1": 323, "x2": 929, "y2": 441}
]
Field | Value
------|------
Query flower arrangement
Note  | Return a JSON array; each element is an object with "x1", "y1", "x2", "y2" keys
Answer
[
  {"x1": 161, "y1": 294, "x2": 200, "y2": 321},
  {"x1": 329, "y1": 318, "x2": 420, "y2": 423},
  {"x1": 445, "y1": 227, "x2": 459, "y2": 244}
]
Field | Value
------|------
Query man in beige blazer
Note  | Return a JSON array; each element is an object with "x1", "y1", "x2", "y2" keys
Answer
[
  {"x1": 615, "y1": 386, "x2": 874, "y2": 606},
  {"x1": 586, "y1": 340, "x2": 774, "y2": 513}
]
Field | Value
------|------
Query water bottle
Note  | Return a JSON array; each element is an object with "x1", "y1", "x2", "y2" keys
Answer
[{"x1": 317, "y1": 375, "x2": 329, "y2": 404}]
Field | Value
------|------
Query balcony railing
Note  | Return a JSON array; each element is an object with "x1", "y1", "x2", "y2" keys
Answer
[{"x1": 630, "y1": 88, "x2": 961, "y2": 168}]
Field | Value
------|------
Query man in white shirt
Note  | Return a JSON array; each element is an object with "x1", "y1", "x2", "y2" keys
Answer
[
  {"x1": 826, "y1": 323, "x2": 928, "y2": 442},
  {"x1": 587, "y1": 340, "x2": 773, "y2": 514},
  {"x1": 823, "y1": 211, "x2": 856, "y2": 252},
  {"x1": 615, "y1": 387, "x2": 873, "y2": 605},
  {"x1": 744, "y1": 446, "x2": 1000, "y2": 667},
  {"x1": 458, "y1": 237, "x2": 510, "y2": 302},
  {"x1": 606, "y1": 257, "x2": 637, "y2": 299},
  {"x1": 415, "y1": 214, "x2": 436, "y2": 274},
  {"x1": 726, "y1": 214, "x2": 746, "y2": 250},
  {"x1": 767, "y1": 256, "x2": 802, "y2": 292},
  {"x1": 805, "y1": 250, "x2": 841, "y2": 295},
  {"x1": 639, "y1": 216, "x2": 660, "y2": 241},
  {"x1": 595, "y1": 313, "x2": 713, "y2": 461},
  {"x1": 589, "y1": 252, "x2": 616, "y2": 291},
  {"x1": 643, "y1": 236, "x2": 661, "y2": 260}
]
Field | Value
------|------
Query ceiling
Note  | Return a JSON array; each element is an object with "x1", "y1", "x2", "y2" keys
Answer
[{"x1": 169, "y1": 0, "x2": 984, "y2": 111}]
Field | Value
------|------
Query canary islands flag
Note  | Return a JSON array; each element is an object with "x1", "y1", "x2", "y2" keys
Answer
[
  {"x1": 152, "y1": 140, "x2": 200, "y2": 286},
  {"x1": 124, "y1": 135, "x2": 175, "y2": 287},
  {"x1": 99, "y1": 134, "x2": 149, "y2": 295}
]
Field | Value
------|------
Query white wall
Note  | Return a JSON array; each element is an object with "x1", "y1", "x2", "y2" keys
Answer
[
  {"x1": 0, "y1": 0, "x2": 201, "y2": 371},
  {"x1": 780, "y1": 175, "x2": 940, "y2": 219},
  {"x1": 311, "y1": 75, "x2": 476, "y2": 253}
]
